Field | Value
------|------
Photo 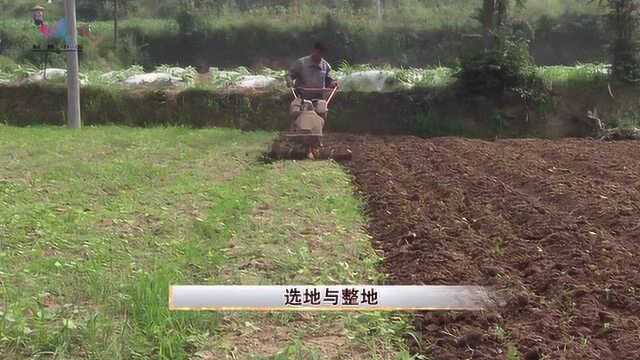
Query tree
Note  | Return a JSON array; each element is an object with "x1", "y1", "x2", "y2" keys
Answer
[
  {"x1": 110, "y1": 0, "x2": 134, "y2": 50},
  {"x1": 76, "y1": 0, "x2": 132, "y2": 21},
  {"x1": 478, "y1": 0, "x2": 526, "y2": 50},
  {"x1": 458, "y1": 0, "x2": 546, "y2": 104},
  {"x1": 75, "y1": 0, "x2": 133, "y2": 50},
  {"x1": 602, "y1": 0, "x2": 640, "y2": 81}
]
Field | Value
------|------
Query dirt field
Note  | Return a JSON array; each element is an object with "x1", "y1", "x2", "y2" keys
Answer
[{"x1": 321, "y1": 135, "x2": 640, "y2": 359}]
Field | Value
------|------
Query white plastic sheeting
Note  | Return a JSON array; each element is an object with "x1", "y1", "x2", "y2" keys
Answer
[
  {"x1": 25, "y1": 68, "x2": 88, "y2": 86},
  {"x1": 100, "y1": 66, "x2": 145, "y2": 83},
  {"x1": 338, "y1": 70, "x2": 412, "y2": 93},
  {"x1": 26, "y1": 68, "x2": 67, "y2": 83},
  {"x1": 123, "y1": 73, "x2": 184, "y2": 86},
  {"x1": 158, "y1": 66, "x2": 191, "y2": 77},
  {"x1": 235, "y1": 75, "x2": 280, "y2": 89}
]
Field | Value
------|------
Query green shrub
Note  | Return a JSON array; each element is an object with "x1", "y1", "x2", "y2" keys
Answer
[
  {"x1": 610, "y1": 38, "x2": 640, "y2": 82},
  {"x1": 455, "y1": 38, "x2": 548, "y2": 105},
  {"x1": 609, "y1": 108, "x2": 640, "y2": 128},
  {"x1": 0, "y1": 55, "x2": 17, "y2": 72},
  {"x1": 456, "y1": 38, "x2": 532, "y2": 95}
]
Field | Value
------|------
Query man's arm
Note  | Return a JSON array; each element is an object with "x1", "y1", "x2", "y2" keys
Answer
[
  {"x1": 288, "y1": 60, "x2": 301, "y2": 88},
  {"x1": 325, "y1": 62, "x2": 337, "y2": 88},
  {"x1": 326, "y1": 73, "x2": 336, "y2": 88}
]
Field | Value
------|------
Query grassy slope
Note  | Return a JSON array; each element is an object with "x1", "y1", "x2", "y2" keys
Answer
[{"x1": 0, "y1": 126, "x2": 414, "y2": 359}]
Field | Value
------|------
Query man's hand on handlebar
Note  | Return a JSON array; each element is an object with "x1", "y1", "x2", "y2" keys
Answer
[{"x1": 294, "y1": 87, "x2": 337, "y2": 92}]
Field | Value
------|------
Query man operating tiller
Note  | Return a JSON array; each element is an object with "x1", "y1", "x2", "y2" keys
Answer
[{"x1": 287, "y1": 41, "x2": 339, "y2": 159}]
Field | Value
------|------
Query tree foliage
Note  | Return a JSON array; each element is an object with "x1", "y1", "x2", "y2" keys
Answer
[
  {"x1": 457, "y1": 1, "x2": 548, "y2": 104},
  {"x1": 476, "y1": 0, "x2": 527, "y2": 50},
  {"x1": 601, "y1": 0, "x2": 640, "y2": 81},
  {"x1": 75, "y1": 0, "x2": 136, "y2": 21},
  {"x1": 455, "y1": 38, "x2": 544, "y2": 100}
]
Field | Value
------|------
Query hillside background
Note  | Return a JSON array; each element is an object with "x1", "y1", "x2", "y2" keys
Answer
[{"x1": 0, "y1": 0, "x2": 608, "y2": 70}]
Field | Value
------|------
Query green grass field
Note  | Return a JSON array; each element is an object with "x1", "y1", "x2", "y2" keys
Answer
[{"x1": 0, "y1": 126, "x2": 418, "y2": 359}]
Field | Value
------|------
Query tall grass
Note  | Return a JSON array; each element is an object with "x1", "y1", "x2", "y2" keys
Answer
[{"x1": 537, "y1": 64, "x2": 610, "y2": 88}]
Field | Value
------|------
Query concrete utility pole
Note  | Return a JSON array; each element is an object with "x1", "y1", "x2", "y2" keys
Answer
[
  {"x1": 64, "y1": 0, "x2": 81, "y2": 128},
  {"x1": 114, "y1": 0, "x2": 119, "y2": 50},
  {"x1": 291, "y1": 0, "x2": 302, "y2": 16},
  {"x1": 376, "y1": 0, "x2": 383, "y2": 21}
]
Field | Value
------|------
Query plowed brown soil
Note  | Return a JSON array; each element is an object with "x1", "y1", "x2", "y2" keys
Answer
[{"x1": 333, "y1": 135, "x2": 640, "y2": 360}]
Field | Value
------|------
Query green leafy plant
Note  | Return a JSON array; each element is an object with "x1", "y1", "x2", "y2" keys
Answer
[
  {"x1": 455, "y1": 38, "x2": 548, "y2": 106},
  {"x1": 609, "y1": 108, "x2": 640, "y2": 128},
  {"x1": 155, "y1": 64, "x2": 197, "y2": 85}
]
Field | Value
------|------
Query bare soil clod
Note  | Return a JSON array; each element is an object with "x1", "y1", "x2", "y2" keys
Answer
[{"x1": 269, "y1": 134, "x2": 354, "y2": 161}]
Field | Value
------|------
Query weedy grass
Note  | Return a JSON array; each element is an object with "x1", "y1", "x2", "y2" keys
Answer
[
  {"x1": 608, "y1": 108, "x2": 640, "y2": 129},
  {"x1": 0, "y1": 126, "x2": 416, "y2": 359},
  {"x1": 537, "y1": 64, "x2": 610, "y2": 89}
]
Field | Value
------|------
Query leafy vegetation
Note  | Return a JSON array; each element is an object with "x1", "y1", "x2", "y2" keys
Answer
[
  {"x1": 455, "y1": 38, "x2": 548, "y2": 105},
  {"x1": 537, "y1": 63, "x2": 610, "y2": 88},
  {"x1": 0, "y1": 54, "x2": 612, "y2": 93}
]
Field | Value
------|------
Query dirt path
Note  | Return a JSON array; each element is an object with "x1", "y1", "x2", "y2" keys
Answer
[{"x1": 326, "y1": 135, "x2": 640, "y2": 360}]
